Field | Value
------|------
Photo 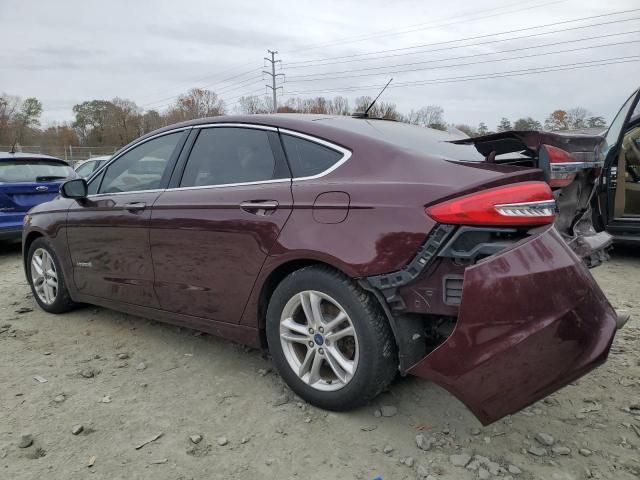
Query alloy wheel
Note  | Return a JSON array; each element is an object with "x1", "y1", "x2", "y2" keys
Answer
[
  {"x1": 279, "y1": 290, "x2": 359, "y2": 391},
  {"x1": 31, "y1": 248, "x2": 58, "y2": 305}
]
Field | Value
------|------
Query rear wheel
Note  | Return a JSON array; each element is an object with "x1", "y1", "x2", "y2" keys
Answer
[
  {"x1": 27, "y1": 237, "x2": 76, "y2": 313},
  {"x1": 266, "y1": 266, "x2": 397, "y2": 410}
]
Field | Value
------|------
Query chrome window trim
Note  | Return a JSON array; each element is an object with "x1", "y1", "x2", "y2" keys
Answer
[
  {"x1": 85, "y1": 126, "x2": 194, "y2": 187},
  {"x1": 196, "y1": 123, "x2": 277, "y2": 132},
  {"x1": 278, "y1": 128, "x2": 352, "y2": 181},
  {"x1": 84, "y1": 123, "x2": 348, "y2": 196},
  {"x1": 165, "y1": 178, "x2": 291, "y2": 192},
  {"x1": 87, "y1": 188, "x2": 166, "y2": 199},
  {"x1": 170, "y1": 123, "x2": 286, "y2": 190}
]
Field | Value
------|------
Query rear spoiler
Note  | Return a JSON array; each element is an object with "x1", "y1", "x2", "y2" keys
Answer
[{"x1": 450, "y1": 130, "x2": 604, "y2": 163}]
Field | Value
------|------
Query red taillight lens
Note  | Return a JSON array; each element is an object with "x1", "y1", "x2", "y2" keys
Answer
[
  {"x1": 541, "y1": 144, "x2": 577, "y2": 188},
  {"x1": 426, "y1": 181, "x2": 556, "y2": 226}
]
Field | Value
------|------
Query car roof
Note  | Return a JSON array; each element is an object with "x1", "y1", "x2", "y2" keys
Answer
[
  {"x1": 128, "y1": 113, "x2": 468, "y2": 159},
  {"x1": 0, "y1": 152, "x2": 65, "y2": 162}
]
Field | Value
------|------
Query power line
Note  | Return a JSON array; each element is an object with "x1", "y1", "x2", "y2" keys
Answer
[
  {"x1": 290, "y1": 0, "x2": 567, "y2": 53},
  {"x1": 141, "y1": 67, "x2": 263, "y2": 109},
  {"x1": 138, "y1": 61, "x2": 258, "y2": 106},
  {"x1": 284, "y1": 8, "x2": 640, "y2": 67},
  {"x1": 285, "y1": 37, "x2": 640, "y2": 83},
  {"x1": 286, "y1": 29, "x2": 640, "y2": 80},
  {"x1": 282, "y1": 55, "x2": 640, "y2": 96},
  {"x1": 285, "y1": 16, "x2": 640, "y2": 71}
]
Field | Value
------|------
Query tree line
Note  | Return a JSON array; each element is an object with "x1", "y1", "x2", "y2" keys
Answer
[{"x1": 0, "y1": 88, "x2": 608, "y2": 152}]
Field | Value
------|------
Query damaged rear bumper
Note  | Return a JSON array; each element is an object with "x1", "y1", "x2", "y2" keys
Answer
[{"x1": 406, "y1": 225, "x2": 617, "y2": 425}]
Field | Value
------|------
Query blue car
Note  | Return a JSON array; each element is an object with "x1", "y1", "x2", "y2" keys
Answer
[{"x1": 0, "y1": 152, "x2": 76, "y2": 241}]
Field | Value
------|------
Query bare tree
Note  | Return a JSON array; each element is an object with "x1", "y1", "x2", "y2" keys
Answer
[
  {"x1": 237, "y1": 95, "x2": 271, "y2": 114},
  {"x1": 165, "y1": 88, "x2": 225, "y2": 123},
  {"x1": 111, "y1": 97, "x2": 141, "y2": 144},
  {"x1": 329, "y1": 96, "x2": 350, "y2": 115},
  {"x1": 567, "y1": 107, "x2": 590, "y2": 129}
]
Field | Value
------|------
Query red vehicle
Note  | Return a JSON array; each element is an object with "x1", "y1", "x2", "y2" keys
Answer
[{"x1": 22, "y1": 112, "x2": 621, "y2": 425}]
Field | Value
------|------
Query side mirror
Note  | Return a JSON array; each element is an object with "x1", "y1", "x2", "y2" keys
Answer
[{"x1": 60, "y1": 178, "x2": 88, "y2": 199}]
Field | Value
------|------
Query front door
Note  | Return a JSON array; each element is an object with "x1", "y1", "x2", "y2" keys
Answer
[
  {"x1": 66, "y1": 130, "x2": 187, "y2": 307},
  {"x1": 149, "y1": 125, "x2": 293, "y2": 323}
]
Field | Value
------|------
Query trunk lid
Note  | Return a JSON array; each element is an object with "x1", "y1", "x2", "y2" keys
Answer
[
  {"x1": 0, "y1": 157, "x2": 75, "y2": 215},
  {"x1": 0, "y1": 181, "x2": 64, "y2": 212},
  {"x1": 451, "y1": 130, "x2": 610, "y2": 267}
]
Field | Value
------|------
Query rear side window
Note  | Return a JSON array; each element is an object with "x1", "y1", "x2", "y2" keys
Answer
[
  {"x1": 281, "y1": 134, "x2": 344, "y2": 177},
  {"x1": 180, "y1": 127, "x2": 277, "y2": 187},
  {"x1": 0, "y1": 160, "x2": 73, "y2": 182}
]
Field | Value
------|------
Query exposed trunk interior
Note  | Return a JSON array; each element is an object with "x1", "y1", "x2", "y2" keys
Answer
[{"x1": 451, "y1": 130, "x2": 612, "y2": 267}]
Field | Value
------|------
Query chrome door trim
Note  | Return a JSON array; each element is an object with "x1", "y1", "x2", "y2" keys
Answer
[{"x1": 165, "y1": 178, "x2": 291, "y2": 192}]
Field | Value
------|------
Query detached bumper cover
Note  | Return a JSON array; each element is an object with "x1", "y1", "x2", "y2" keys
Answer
[{"x1": 408, "y1": 225, "x2": 617, "y2": 425}]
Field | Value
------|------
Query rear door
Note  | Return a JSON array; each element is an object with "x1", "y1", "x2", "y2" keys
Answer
[
  {"x1": 149, "y1": 124, "x2": 292, "y2": 323},
  {"x1": 66, "y1": 130, "x2": 188, "y2": 307}
]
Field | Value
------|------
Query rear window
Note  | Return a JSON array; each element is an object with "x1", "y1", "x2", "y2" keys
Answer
[
  {"x1": 0, "y1": 160, "x2": 73, "y2": 183},
  {"x1": 281, "y1": 134, "x2": 344, "y2": 177},
  {"x1": 314, "y1": 117, "x2": 486, "y2": 161}
]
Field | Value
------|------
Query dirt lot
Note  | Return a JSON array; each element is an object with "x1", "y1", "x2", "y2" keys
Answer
[{"x1": 0, "y1": 242, "x2": 639, "y2": 480}]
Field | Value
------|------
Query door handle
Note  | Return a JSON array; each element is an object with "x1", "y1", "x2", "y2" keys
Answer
[
  {"x1": 240, "y1": 200, "x2": 279, "y2": 215},
  {"x1": 124, "y1": 202, "x2": 147, "y2": 212}
]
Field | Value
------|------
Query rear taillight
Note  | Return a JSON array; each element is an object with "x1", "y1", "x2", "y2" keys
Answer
[
  {"x1": 540, "y1": 144, "x2": 577, "y2": 187},
  {"x1": 426, "y1": 181, "x2": 556, "y2": 226}
]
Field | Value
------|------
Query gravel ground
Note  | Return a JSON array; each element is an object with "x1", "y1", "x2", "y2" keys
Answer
[{"x1": 1, "y1": 241, "x2": 639, "y2": 480}]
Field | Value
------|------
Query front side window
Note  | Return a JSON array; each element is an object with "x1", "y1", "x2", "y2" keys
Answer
[
  {"x1": 281, "y1": 134, "x2": 344, "y2": 178},
  {"x1": 180, "y1": 127, "x2": 277, "y2": 187},
  {"x1": 98, "y1": 132, "x2": 182, "y2": 194}
]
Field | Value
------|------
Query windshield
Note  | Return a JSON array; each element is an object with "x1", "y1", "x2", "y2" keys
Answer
[
  {"x1": 602, "y1": 91, "x2": 638, "y2": 157},
  {"x1": 0, "y1": 160, "x2": 74, "y2": 183}
]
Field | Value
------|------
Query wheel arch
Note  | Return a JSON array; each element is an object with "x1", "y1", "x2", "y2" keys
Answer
[
  {"x1": 257, "y1": 258, "x2": 347, "y2": 331},
  {"x1": 23, "y1": 231, "x2": 44, "y2": 272}
]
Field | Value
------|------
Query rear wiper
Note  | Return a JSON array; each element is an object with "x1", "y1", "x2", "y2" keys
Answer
[{"x1": 36, "y1": 176, "x2": 67, "y2": 182}]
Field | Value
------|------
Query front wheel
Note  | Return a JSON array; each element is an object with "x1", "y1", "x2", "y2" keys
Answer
[
  {"x1": 266, "y1": 266, "x2": 397, "y2": 410},
  {"x1": 27, "y1": 237, "x2": 76, "y2": 314}
]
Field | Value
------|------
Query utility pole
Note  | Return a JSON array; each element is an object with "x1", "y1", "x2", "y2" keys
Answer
[{"x1": 263, "y1": 50, "x2": 284, "y2": 113}]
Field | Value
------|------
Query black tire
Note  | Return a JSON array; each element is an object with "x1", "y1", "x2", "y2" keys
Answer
[
  {"x1": 26, "y1": 237, "x2": 76, "y2": 314},
  {"x1": 266, "y1": 265, "x2": 398, "y2": 410}
]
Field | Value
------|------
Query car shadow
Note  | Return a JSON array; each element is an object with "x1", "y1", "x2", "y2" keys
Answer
[
  {"x1": 611, "y1": 243, "x2": 640, "y2": 260},
  {"x1": 0, "y1": 240, "x2": 21, "y2": 258}
]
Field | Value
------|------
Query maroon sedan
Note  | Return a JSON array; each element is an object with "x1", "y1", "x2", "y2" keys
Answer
[{"x1": 22, "y1": 114, "x2": 619, "y2": 425}]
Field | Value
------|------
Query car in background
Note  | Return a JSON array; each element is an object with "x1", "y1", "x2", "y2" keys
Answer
[
  {"x1": 21, "y1": 113, "x2": 621, "y2": 425},
  {"x1": 74, "y1": 155, "x2": 110, "y2": 177},
  {"x1": 0, "y1": 152, "x2": 76, "y2": 241},
  {"x1": 594, "y1": 88, "x2": 640, "y2": 242}
]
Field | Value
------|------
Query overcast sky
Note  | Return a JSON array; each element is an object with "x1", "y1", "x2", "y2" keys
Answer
[{"x1": 1, "y1": 0, "x2": 639, "y2": 129}]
